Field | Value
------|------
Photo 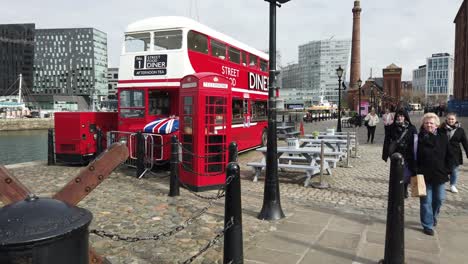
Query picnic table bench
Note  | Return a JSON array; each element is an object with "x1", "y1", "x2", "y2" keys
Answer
[
  {"x1": 277, "y1": 125, "x2": 300, "y2": 139},
  {"x1": 246, "y1": 146, "x2": 338, "y2": 186}
]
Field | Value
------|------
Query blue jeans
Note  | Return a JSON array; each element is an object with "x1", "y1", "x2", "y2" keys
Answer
[
  {"x1": 420, "y1": 183, "x2": 446, "y2": 230},
  {"x1": 450, "y1": 165, "x2": 459, "y2": 186}
]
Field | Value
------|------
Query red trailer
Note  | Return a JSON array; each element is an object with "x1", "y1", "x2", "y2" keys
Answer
[
  {"x1": 54, "y1": 112, "x2": 118, "y2": 164},
  {"x1": 178, "y1": 73, "x2": 232, "y2": 191}
]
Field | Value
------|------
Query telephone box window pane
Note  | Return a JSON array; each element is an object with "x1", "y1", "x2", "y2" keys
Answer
[
  {"x1": 184, "y1": 106, "x2": 192, "y2": 115},
  {"x1": 184, "y1": 96, "x2": 193, "y2": 105}
]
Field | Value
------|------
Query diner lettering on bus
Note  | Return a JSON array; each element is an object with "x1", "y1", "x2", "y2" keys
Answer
[{"x1": 248, "y1": 72, "x2": 268, "y2": 91}]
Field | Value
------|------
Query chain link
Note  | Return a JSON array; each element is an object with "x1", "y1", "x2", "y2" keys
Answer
[
  {"x1": 182, "y1": 217, "x2": 234, "y2": 264},
  {"x1": 90, "y1": 197, "x2": 217, "y2": 242},
  {"x1": 175, "y1": 169, "x2": 236, "y2": 201}
]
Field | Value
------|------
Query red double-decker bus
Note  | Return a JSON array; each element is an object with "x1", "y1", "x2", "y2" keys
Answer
[{"x1": 116, "y1": 16, "x2": 269, "y2": 162}]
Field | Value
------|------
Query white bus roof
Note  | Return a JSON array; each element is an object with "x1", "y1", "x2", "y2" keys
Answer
[{"x1": 126, "y1": 16, "x2": 268, "y2": 60}]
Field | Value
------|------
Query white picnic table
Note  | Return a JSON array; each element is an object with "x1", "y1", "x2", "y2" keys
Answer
[
  {"x1": 299, "y1": 138, "x2": 348, "y2": 152},
  {"x1": 246, "y1": 146, "x2": 341, "y2": 186}
]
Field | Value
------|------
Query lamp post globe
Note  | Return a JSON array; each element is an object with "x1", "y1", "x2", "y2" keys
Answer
[{"x1": 336, "y1": 65, "x2": 344, "y2": 132}]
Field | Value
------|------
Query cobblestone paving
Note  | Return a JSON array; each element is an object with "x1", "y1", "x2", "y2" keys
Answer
[{"x1": 2, "y1": 112, "x2": 467, "y2": 263}]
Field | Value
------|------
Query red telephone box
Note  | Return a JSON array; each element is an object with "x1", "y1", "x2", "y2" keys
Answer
[{"x1": 179, "y1": 73, "x2": 232, "y2": 191}]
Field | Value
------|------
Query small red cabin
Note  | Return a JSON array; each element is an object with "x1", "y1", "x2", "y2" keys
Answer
[
  {"x1": 178, "y1": 73, "x2": 232, "y2": 191},
  {"x1": 54, "y1": 112, "x2": 118, "y2": 164}
]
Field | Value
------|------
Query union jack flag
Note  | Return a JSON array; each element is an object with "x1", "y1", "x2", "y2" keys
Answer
[{"x1": 143, "y1": 117, "x2": 179, "y2": 134}]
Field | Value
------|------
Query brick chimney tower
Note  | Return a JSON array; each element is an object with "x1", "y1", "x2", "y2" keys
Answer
[{"x1": 350, "y1": 0, "x2": 362, "y2": 90}]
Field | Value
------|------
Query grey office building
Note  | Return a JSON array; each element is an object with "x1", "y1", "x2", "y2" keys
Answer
[
  {"x1": 425, "y1": 53, "x2": 454, "y2": 104},
  {"x1": 281, "y1": 39, "x2": 351, "y2": 105},
  {"x1": 33, "y1": 28, "x2": 108, "y2": 101},
  {"x1": 0, "y1": 24, "x2": 35, "y2": 96}
]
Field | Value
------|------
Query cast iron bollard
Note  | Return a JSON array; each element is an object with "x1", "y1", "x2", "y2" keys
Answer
[
  {"x1": 224, "y1": 162, "x2": 243, "y2": 264},
  {"x1": 135, "y1": 131, "x2": 145, "y2": 178},
  {"x1": 96, "y1": 128, "x2": 103, "y2": 156},
  {"x1": 169, "y1": 135, "x2": 180, "y2": 197},
  {"x1": 47, "y1": 128, "x2": 55, "y2": 165},
  {"x1": 228, "y1": 142, "x2": 238, "y2": 163},
  {"x1": 379, "y1": 153, "x2": 405, "y2": 264},
  {"x1": 0, "y1": 195, "x2": 92, "y2": 264}
]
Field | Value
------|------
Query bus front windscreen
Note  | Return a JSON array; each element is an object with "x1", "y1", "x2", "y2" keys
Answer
[{"x1": 119, "y1": 90, "x2": 145, "y2": 118}]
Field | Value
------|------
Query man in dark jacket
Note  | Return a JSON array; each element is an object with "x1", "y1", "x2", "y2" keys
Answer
[
  {"x1": 416, "y1": 113, "x2": 453, "y2": 236},
  {"x1": 382, "y1": 110, "x2": 418, "y2": 198},
  {"x1": 440, "y1": 113, "x2": 468, "y2": 193}
]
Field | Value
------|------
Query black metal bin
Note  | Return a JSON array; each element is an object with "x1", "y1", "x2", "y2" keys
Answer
[{"x1": 0, "y1": 194, "x2": 93, "y2": 264}]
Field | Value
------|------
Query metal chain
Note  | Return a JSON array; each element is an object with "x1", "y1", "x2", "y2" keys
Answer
[
  {"x1": 179, "y1": 162, "x2": 227, "y2": 177},
  {"x1": 175, "y1": 171, "x2": 236, "y2": 201},
  {"x1": 182, "y1": 217, "x2": 234, "y2": 264},
  {"x1": 90, "y1": 196, "x2": 220, "y2": 242}
]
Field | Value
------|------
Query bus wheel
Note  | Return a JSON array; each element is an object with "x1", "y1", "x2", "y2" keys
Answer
[{"x1": 261, "y1": 129, "x2": 267, "y2": 146}]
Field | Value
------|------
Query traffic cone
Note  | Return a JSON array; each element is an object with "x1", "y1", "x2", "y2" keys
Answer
[{"x1": 300, "y1": 121, "x2": 305, "y2": 137}]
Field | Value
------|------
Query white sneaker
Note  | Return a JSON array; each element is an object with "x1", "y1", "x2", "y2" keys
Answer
[{"x1": 450, "y1": 185, "x2": 459, "y2": 193}]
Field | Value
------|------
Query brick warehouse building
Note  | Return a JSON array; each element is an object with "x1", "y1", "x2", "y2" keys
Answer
[{"x1": 454, "y1": 0, "x2": 468, "y2": 100}]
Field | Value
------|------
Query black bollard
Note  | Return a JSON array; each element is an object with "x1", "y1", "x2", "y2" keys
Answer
[
  {"x1": 135, "y1": 131, "x2": 145, "y2": 178},
  {"x1": 47, "y1": 128, "x2": 55, "y2": 165},
  {"x1": 224, "y1": 162, "x2": 243, "y2": 264},
  {"x1": 379, "y1": 153, "x2": 405, "y2": 264},
  {"x1": 169, "y1": 135, "x2": 180, "y2": 197},
  {"x1": 228, "y1": 142, "x2": 238, "y2": 163},
  {"x1": 95, "y1": 128, "x2": 103, "y2": 156}
]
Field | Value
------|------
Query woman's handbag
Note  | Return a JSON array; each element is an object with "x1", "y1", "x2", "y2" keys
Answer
[
  {"x1": 410, "y1": 174, "x2": 427, "y2": 197},
  {"x1": 364, "y1": 120, "x2": 369, "y2": 127}
]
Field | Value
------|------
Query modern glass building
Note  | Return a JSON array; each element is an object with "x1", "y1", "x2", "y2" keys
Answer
[
  {"x1": 412, "y1": 65, "x2": 426, "y2": 93},
  {"x1": 33, "y1": 28, "x2": 108, "y2": 102},
  {"x1": 0, "y1": 24, "x2": 35, "y2": 96},
  {"x1": 281, "y1": 39, "x2": 351, "y2": 105},
  {"x1": 425, "y1": 53, "x2": 454, "y2": 104}
]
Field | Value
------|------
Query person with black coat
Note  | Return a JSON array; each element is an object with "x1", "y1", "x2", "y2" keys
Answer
[
  {"x1": 415, "y1": 113, "x2": 454, "y2": 236},
  {"x1": 440, "y1": 113, "x2": 468, "y2": 193},
  {"x1": 382, "y1": 110, "x2": 418, "y2": 198}
]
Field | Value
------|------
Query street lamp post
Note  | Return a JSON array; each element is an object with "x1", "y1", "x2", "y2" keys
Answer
[
  {"x1": 336, "y1": 66, "x2": 344, "y2": 133},
  {"x1": 357, "y1": 79, "x2": 362, "y2": 118},
  {"x1": 258, "y1": 0, "x2": 289, "y2": 221},
  {"x1": 370, "y1": 86, "x2": 375, "y2": 111}
]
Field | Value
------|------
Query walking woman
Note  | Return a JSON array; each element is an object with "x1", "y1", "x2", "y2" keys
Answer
[
  {"x1": 382, "y1": 110, "x2": 417, "y2": 198},
  {"x1": 440, "y1": 113, "x2": 468, "y2": 193},
  {"x1": 415, "y1": 113, "x2": 453, "y2": 236},
  {"x1": 364, "y1": 108, "x2": 379, "y2": 143}
]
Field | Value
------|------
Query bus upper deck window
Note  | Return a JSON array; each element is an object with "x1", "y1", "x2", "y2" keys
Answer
[
  {"x1": 125, "y1": 33, "x2": 150, "y2": 53},
  {"x1": 260, "y1": 60, "x2": 268, "y2": 72},
  {"x1": 249, "y1": 54, "x2": 258, "y2": 67},
  {"x1": 241, "y1": 52, "x2": 247, "y2": 66},
  {"x1": 228, "y1": 47, "x2": 240, "y2": 64},
  {"x1": 211, "y1": 39, "x2": 226, "y2": 60},
  {"x1": 188, "y1": 31, "x2": 208, "y2": 54},
  {"x1": 153, "y1": 30, "x2": 182, "y2": 50}
]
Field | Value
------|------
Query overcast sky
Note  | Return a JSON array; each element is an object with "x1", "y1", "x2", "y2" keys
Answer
[{"x1": 2, "y1": 0, "x2": 463, "y2": 80}]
